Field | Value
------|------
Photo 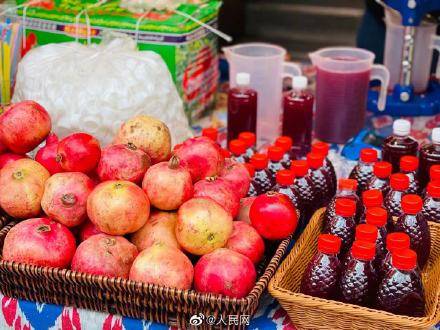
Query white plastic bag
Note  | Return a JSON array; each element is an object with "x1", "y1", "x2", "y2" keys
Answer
[{"x1": 12, "y1": 34, "x2": 192, "y2": 146}]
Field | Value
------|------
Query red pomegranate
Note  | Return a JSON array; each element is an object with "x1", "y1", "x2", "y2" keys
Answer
[
  {"x1": 226, "y1": 221, "x2": 265, "y2": 264},
  {"x1": 2, "y1": 218, "x2": 76, "y2": 268},
  {"x1": 41, "y1": 172, "x2": 95, "y2": 227},
  {"x1": 78, "y1": 220, "x2": 102, "y2": 241},
  {"x1": 97, "y1": 143, "x2": 150, "y2": 183},
  {"x1": 193, "y1": 176, "x2": 240, "y2": 217},
  {"x1": 0, "y1": 140, "x2": 7, "y2": 154},
  {"x1": 57, "y1": 133, "x2": 101, "y2": 173},
  {"x1": 35, "y1": 133, "x2": 63, "y2": 175},
  {"x1": 142, "y1": 155, "x2": 193, "y2": 211},
  {"x1": 0, "y1": 159, "x2": 50, "y2": 218},
  {"x1": 129, "y1": 244, "x2": 193, "y2": 290},
  {"x1": 0, "y1": 153, "x2": 26, "y2": 169},
  {"x1": 71, "y1": 234, "x2": 138, "y2": 278},
  {"x1": 87, "y1": 180, "x2": 150, "y2": 235},
  {"x1": 220, "y1": 159, "x2": 251, "y2": 198},
  {"x1": 130, "y1": 211, "x2": 180, "y2": 251},
  {"x1": 176, "y1": 197, "x2": 233, "y2": 255},
  {"x1": 0, "y1": 101, "x2": 51, "y2": 154},
  {"x1": 173, "y1": 136, "x2": 224, "y2": 182},
  {"x1": 194, "y1": 248, "x2": 256, "y2": 298},
  {"x1": 250, "y1": 192, "x2": 298, "y2": 240},
  {"x1": 237, "y1": 197, "x2": 257, "y2": 223}
]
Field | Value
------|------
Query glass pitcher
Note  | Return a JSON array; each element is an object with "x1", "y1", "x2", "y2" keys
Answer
[{"x1": 309, "y1": 47, "x2": 389, "y2": 144}]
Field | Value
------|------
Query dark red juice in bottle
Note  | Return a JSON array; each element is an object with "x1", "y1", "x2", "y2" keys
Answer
[
  {"x1": 274, "y1": 170, "x2": 300, "y2": 209},
  {"x1": 365, "y1": 207, "x2": 389, "y2": 262},
  {"x1": 244, "y1": 163, "x2": 258, "y2": 197},
  {"x1": 300, "y1": 234, "x2": 342, "y2": 299},
  {"x1": 325, "y1": 179, "x2": 361, "y2": 225},
  {"x1": 422, "y1": 181, "x2": 440, "y2": 223},
  {"x1": 307, "y1": 152, "x2": 333, "y2": 207},
  {"x1": 239, "y1": 132, "x2": 256, "y2": 161},
  {"x1": 291, "y1": 160, "x2": 316, "y2": 224},
  {"x1": 382, "y1": 119, "x2": 418, "y2": 173},
  {"x1": 275, "y1": 136, "x2": 294, "y2": 169},
  {"x1": 384, "y1": 173, "x2": 409, "y2": 217},
  {"x1": 400, "y1": 155, "x2": 421, "y2": 194},
  {"x1": 250, "y1": 153, "x2": 274, "y2": 194},
  {"x1": 227, "y1": 73, "x2": 257, "y2": 144},
  {"x1": 367, "y1": 161, "x2": 392, "y2": 197},
  {"x1": 394, "y1": 195, "x2": 431, "y2": 269},
  {"x1": 342, "y1": 224, "x2": 378, "y2": 269},
  {"x1": 349, "y1": 148, "x2": 378, "y2": 195},
  {"x1": 380, "y1": 232, "x2": 411, "y2": 279},
  {"x1": 312, "y1": 142, "x2": 337, "y2": 196},
  {"x1": 267, "y1": 146, "x2": 286, "y2": 183},
  {"x1": 229, "y1": 139, "x2": 248, "y2": 163},
  {"x1": 419, "y1": 128, "x2": 440, "y2": 188}
]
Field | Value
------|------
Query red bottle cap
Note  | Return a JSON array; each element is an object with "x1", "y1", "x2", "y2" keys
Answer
[
  {"x1": 291, "y1": 160, "x2": 309, "y2": 177},
  {"x1": 275, "y1": 136, "x2": 293, "y2": 152},
  {"x1": 430, "y1": 165, "x2": 440, "y2": 181},
  {"x1": 250, "y1": 153, "x2": 268, "y2": 170},
  {"x1": 362, "y1": 189, "x2": 383, "y2": 208},
  {"x1": 360, "y1": 148, "x2": 378, "y2": 163},
  {"x1": 317, "y1": 234, "x2": 341, "y2": 254},
  {"x1": 335, "y1": 198, "x2": 356, "y2": 217},
  {"x1": 276, "y1": 170, "x2": 295, "y2": 186},
  {"x1": 386, "y1": 232, "x2": 410, "y2": 253},
  {"x1": 311, "y1": 141, "x2": 330, "y2": 157},
  {"x1": 392, "y1": 248, "x2": 417, "y2": 271},
  {"x1": 244, "y1": 163, "x2": 255, "y2": 177},
  {"x1": 365, "y1": 207, "x2": 387, "y2": 227},
  {"x1": 355, "y1": 224, "x2": 378, "y2": 243},
  {"x1": 351, "y1": 240, "x2": 376, "y2": 261},
  {"x1": 338, "y1": 178, "x2": 358, "y2": 191},
  {"x1": 238, "y1": 132, "x2": 256, "y2": 148},
  {"x1": 268, "y1": 146, "x2": 284, "y2": 161},
  {"x1": 221, "y1": 148, "x2": 231, "y2": 158},
  {"x1": 306, "y1": 152, "x2": 324, "y2": 170},
  {"x1": 202, "y1": 127, "x2": 218, "y2": 142},
  {"x1": 390, "y1": 173, "x2": 410, "y2": 191},
  {"x1": 400, "y1": 155, "x2": 419, "y2": 172},
  {"x1": 427, "y1": 180, "x2": 440, "y2": 198},
  {"x1": 373, "y1": 161, "x2": 392, "y2": 179},
  {"x1": 401, "y1": 194, "x2": 423, "y2": 214},
  {"x1": 229, "y1": 139, "x2": 247, "y2": 156}
]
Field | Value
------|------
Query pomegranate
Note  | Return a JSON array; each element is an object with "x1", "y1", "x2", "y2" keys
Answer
[
  {"x1": 97, "y1": 143, "x2": 150, "y2": 183},
  {"x1": 41, "y1": 172, "x2": 95, "y2": 227},
  {"x1": 0, "y1": 159, "x2": 49, "y2": 218},
  {"x1": 0, "y1": 153, "x2": 26, "y2": 169},
  {"x1": 129, "y1": 244, "x2": 193, "y2": 290},
  {"x1": 87, "y1": 180, "x2": 150, "y2": 235},
  {"x1": 250, "y1": 192, "x2": 298, "y2": 240},
  {"x1": 35, "y1": 133, "x2": 63, "y2": 175},
  {"x1": 194, "y1": 248, "x2": 256, "y2": 298},
  {"x1": 0, "y1": 140, "x2": 7, "y2": 154},
  {"x1": 130, "y1": 211, "x2": 180, "y2": 251},
  {"x1": 142, "y1": 155, "x2": 193, "y2": 210},
  {"x1": 220, "y1": 159, "x2": 251, "y2": 198},
  {"x1": 237, "y1": 197, "x2": 257, "y2": 223},
  {"x1": 0, "y1": 101, "x2": 51, "y2": 154},
  {"x1": 57, "y1": 133, "x2": 101, "y2": 173},
  {"x1": 114, "y1": 115, "x2": 171, "y2": 163},
  {"x1": 71, "y1": 234, "x2": 138, "y2": 278},
  {"x1": 176, "y1": 197, "x2": 233, "y2": 255},
  {"x1": 78, "y1": 220, "x2": 102, "y2": 241},
  {"x1": 193, "y1": 176, "x2": 240, "y2": 217},
  {"x1": 2, "y1": 218, "x2": 76, "y2": 268},
  {"x1": 173, "y1": 136, "x2": 224, "y2": 182},
  {"x1": 226, "y1": 221, "x2": 265, "y2": 264}
]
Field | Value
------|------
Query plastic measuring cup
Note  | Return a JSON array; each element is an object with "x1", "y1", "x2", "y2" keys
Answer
[
  {"x1": 384, "y1": 9, "x2": 440, "y2": 93},
  {"x1": 223, "y1": 43, "x2": 301, "y2": 147},
  {"x1": 310, "y1": 47, "x2": 389, "y2": 144}
]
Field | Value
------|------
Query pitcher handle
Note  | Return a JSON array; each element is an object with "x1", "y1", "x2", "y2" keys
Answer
[
  {"x1": 282, "y1": 62, "x2": 302, "y2": 86},
  {"x1": 370, "y1": 64, "x2": 390, "y2": 111},
  {"x1": 431, "y1": 35, "x2": 440, "y2": 79}
]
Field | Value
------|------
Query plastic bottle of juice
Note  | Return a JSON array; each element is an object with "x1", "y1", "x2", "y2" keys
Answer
[
  {"x1": 273, "y1": 170, "x2": 300, "y2": 209},
  {"x1": 376, "y1": 249, "x2": 425, "y2": 317},
  {"x1": 400, "y1": 155, "x2": 421, "y2": 194},
  {"x1": 382, "y1": 119, "x2": 418, "y2": 173},
  {"x1": 250, "y1": 153, "x2": 274, "y2": 194},
  {"x1": 312, "y1": 141, "x2": 337, "y2": 196},
  {"x1": 227, "y1": 73, "x2": 257, "y2": 144},
  {"x1": 282, "y1": 76, "x2": 313, "y2": 158},
  {"x1": 394, "y1": 194, "x2": 431, "y2": 269},
  {"x1": 244, "y1": 163, "x2": 258, "y2": 197},
  {"x1": 338, "y1": 240, "x2": 377, "y2": 307},
  {"x1": 323, "y1": 198, "x2": 357, "y2": 254},
  {"x1": 422, "y1": 180, "x2": 440, "y2": 223},
  {"x1": 358, "y1": 189, "x2": 395, "y2": 230},
  {"x1": 419, "y1": 127, "x2": 440, "y2": 188},
  {"x1": 202, "y1": 127, "x2": 218, "y2": 143},
  {"x1": 324, "y1": 179, "x2": 361, "y2": 225},
  {"x1": 291, "y1": 160, "x2": 316, "y2": 222},
  {"x1": 342, "y1": 224, "x2": 378, "y2": 269},
  {"x1": 300, "y1": 234, "x2": 342, "y2": 299},
  {"x1": 267, "y1": 146, "x2": 286, "y2": 182},
  {"x1": 349, "y1": 148, "x2": 378, "y2": 195},
  {"x1": 228, "y1": 139, "x2": 248, "y2": 163},
  {"x1": 380, "y1": 232, "x2": 411, "y2": 278},
  {"x1": 367, "y1": 161, "x2": 392, "y2": 197},
  {"x1": 307, "y1": 152, "x2": 333, "y2": 207},
  {"x1": 275, "y1": 136, "x2": 294, "y2": 169},
  {"x1": 365, "y1": 207, "x2": 389, "y2": 262},
  {"x1": 384, "y1": 173, "x2": 410, "y2": 217},
  {"x1": 239, "y1": 131, "x2": 257, "y2": 161}
]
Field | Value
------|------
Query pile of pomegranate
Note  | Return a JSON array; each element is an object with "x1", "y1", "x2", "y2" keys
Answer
[{"x1": 0, "y1": 101, "x2": 298, "y2": 299}]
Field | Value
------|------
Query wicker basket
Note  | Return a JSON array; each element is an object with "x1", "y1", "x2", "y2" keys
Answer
[
  {"x1": 0, "y1": 215, "x2": 293, "y2": 330},
  {"x1": 269, "y1": 208, "x2": 440, "y2": 330}
]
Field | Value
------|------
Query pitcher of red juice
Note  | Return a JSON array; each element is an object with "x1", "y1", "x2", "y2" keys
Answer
[{"x1": 309, "y1": 47, "x2": 390, "y2": 144}]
